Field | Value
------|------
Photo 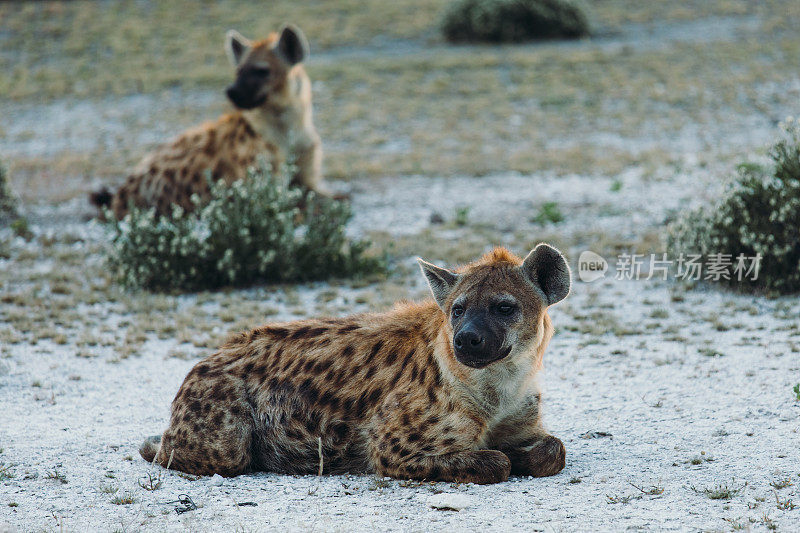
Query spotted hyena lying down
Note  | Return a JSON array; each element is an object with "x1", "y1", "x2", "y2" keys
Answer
[{"x1": 140, "y1": 244, "x2": 571, "y2": 484}]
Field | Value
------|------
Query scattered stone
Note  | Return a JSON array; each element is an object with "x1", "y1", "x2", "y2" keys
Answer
[
  {"x1": 428, "y1": 493, "x2": 474, "y2": 511},
  {"x1": 579, "y1": 431, "x2": 612, "y2": 439}
]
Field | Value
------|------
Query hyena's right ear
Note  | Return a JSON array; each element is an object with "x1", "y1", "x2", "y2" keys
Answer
[
  {"x1": 418, "y1": 258, "x2": 460, "y2": 311},
  {"x1": 225, "y1": 30, "x2": 251, "y2": 67}
]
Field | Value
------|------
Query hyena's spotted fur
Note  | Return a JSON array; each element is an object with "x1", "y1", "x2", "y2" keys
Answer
[
  {"x1": 140, "y1": 245, "x2": 571, "y2": 484},
  {"x1": 91, "y1": 24, "x2": 325, "y2": 220}
]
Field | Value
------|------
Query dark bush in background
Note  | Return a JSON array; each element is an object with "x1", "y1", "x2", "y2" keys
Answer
[
  {"x1": 0, "y1": 159, "x2": 19, "y2": 225},
  {"x1": 668, "y1": 119, "x2": 800, "y2": 294},
  {"x1": 441, "y1": 0, "x2": 590, "y2": 43},
  {"x1": 105, "y1": 163, "x2": 386, "y2": 292}
]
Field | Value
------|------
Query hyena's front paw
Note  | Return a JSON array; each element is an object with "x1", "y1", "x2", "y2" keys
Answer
[
  {"x1": 446, "y1": 449, "x2": 511, "y2": 484},
  {"x1": 506, "y1": 435, "x2": 566, "y2": 477}
]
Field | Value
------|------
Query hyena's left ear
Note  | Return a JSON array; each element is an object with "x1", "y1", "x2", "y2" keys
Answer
[
  {"x1": 520, "y1": 243, "x2": 571, "y2": 306},
  {"x1": 418, "y1": 258, "x2": 460, "y2": 311},
  {"x1": 276, "y1": 24, "x2": 309, "y2": 65},
  {"x1": 226, "y1": 30, "x2": 251, "y2": 67}
]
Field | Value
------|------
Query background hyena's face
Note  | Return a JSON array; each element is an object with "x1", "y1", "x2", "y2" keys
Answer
[
  {"x1": 224, "y1": 25, "x2": 309, "y2": 110},
  {"x1": 419, "y1": 244, "x2": 571, "y2": 369}
]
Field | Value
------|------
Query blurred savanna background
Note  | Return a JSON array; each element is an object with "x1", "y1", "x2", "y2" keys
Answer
[
  {"x1": 2, "y1": 1, "x2": 800, "y2": 530},
  {"x1": 5, "y1": 0, "x2": 799, "y2": 196}
]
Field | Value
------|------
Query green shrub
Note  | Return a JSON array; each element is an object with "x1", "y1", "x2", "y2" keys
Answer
[
  {"x1": 668, "y1": 119, "x2": 800, "y2": 294},
  {"x1": 441, "y1": 0, "x2": 589, "y2": 43},
  {"x1": 533, "y1": 201, "x2": 564, "y2": 224},
  {"x1": 0, "y1": 160, "x2": 19, "y2": 225},
  {"x1": 104, "y1": 164, "x2": 386, "y2": 292}
]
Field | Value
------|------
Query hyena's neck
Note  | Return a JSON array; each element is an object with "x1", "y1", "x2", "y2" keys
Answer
[
  {"x1": 239, "y1": 77, "x2": 312, "y2": 149},
  {"x1": 240, "y1": 104, "x2": 307, "y2": 150}
]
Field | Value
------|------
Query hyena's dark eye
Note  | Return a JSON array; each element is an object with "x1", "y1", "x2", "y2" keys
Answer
[
  {"x1": 497, "y1": 304, "x2": 515, "y2": 315},
  {"x1": 452, "y1": 305, "x2": 464, "y2": 318}
]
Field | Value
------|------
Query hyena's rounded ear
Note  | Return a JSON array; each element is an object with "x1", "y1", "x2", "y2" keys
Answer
[
  {"x1": 417, "y1": 258, "x2": 460, "y2": 311},
  {"x1": 277, "y1": 24, "x2": 309, "y2": 65},
  {"x1": 520, "y1": 243, "x2": 571, "y2": 306},
  {"x1": 225, "y1": 30, "x2": 251, "y2": 67}
]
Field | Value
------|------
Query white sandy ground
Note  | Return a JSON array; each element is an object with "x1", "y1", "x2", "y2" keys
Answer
[{"x1": 2, "y1": 165, "x2": 800, "y2": 532}]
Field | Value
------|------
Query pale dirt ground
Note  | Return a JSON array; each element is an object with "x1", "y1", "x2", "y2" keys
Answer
[
  {"x1": 2, "y1": 167, "x2": 800, "y2": 532},
  {"x1": 2, "y1": 14, "x2": 800, "y2": 533}
]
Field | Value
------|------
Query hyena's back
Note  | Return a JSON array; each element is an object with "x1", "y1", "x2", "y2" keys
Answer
[{"x1": 103, "y1": 114, "x2": 267, "y2": 219}]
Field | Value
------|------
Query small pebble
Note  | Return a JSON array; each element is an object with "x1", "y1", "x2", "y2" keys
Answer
[{"x1": 428, "y1": 493, "x2": 474, "y2": 511}]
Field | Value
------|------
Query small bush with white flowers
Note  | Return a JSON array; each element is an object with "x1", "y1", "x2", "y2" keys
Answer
[
  {"x1": 668, "y1": 119, "x2": 800, "y2": 294},
  {"x1": 441, "y1": 0, "x2": 589, "y2": 43},
  {"x1": 105, "y1": 164, "x2": 385, "y2": 291}
]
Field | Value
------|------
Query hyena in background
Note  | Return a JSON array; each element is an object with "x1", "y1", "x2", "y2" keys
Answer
[
  {"x1": 140, "y1": 244, "x2": 571, "y2": 484},
  {"x1": 91, "y1": 24, "x2": 326, "y2": 220}
]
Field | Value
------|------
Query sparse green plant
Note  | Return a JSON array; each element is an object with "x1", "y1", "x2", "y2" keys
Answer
[
  {"x1": 688, "y1": 454, "x2": 714, "y2": 465},
  {"x1": 699, "y1": 348, "x2": 725, "y2": 358},
  {"x1": 138, "y1": 470, "x2": 164, "y2": 491},
  {"x1": 610, "y1": 179, "x2": 623, "y2": 192},
  {"x1": 99, "y1": 484, "x2": 119, "y2": 494},
  {"x1": 533, "y1": 201, "x2": 564, "y2": 225},
  {"x1": 104, "y1": 164, "x2": 386, "y2": 291},
  {"x1": 0, "y1": 462, "x2": 15, "y2": 481},
  {"x1": 775, "y1": 491, "x2": 796, "y2": 510},
  {"x1": 454, "y1": 206, "x2": 471, "y2": 227},
  {"x1": 111, "y1": 491, "x2": 137, "y2": 505},
  {"x1": 629, "y1": 481, "x2": 664, "y2": 496},
  {"x1": 668, "y1": 119, "x2": 800, "y2": 294},
  {"x1": 45, "y1": 469, "x2": 68, "y2": 484},
  {"x1": 722, "y1": 516, "x2": 747, "y2": 530},
  {"x1": 441, "y1": 0, "x2": 590, "y2": 43},
  {"x1": 770, "y1": 477, "x2": 793, "y2": 490},
  {"x1": 793, "y1": 383, "x2": 800, "y2": 401},
  {"x1": 692, "y1": 480, "x2": 745, "y2": 500},
  {"x1": 606, "y1": 493, "x2": 640, "y2": 504},
  {"x1": 10, "y1": 217, "x2": 33, "y2": 241},
  {"x1": 760, "y1": 512, "x2": 778, "y2": 530},
  {"x1": 0, "y1": 160, "x2": 19, "y2": 224}
]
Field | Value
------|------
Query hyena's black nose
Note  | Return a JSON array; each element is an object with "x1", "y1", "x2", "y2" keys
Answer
[
  {"x1": 225, "y1": 85, "x2": 238, "y2": 102},
  {"x1": 455, "y1": 330, "x2": 484, "y2": 351}
]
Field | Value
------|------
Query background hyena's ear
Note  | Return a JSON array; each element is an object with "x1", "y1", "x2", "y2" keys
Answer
[
  {"x1": 520, "y1": 243, "x2": 571, "y2": 306},
  {"x1": 417, "y1": 258, "x2": 460, "y2": 311},
  {"x1": 225, "y1": 30, "x2": 251, "y2": 67},
  {"x1": 276, "y1": 24, "x2": 309, "y2": 65}
]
